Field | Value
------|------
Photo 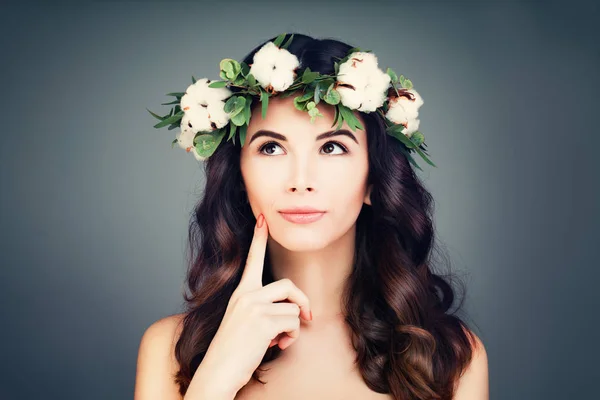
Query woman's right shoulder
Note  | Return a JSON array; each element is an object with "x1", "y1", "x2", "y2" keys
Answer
[
  {"x1": 145, "y1": 313, "x2": 187, "y2": 340},
  {"x1": 134, "y1": 313, "x2": 188, "y2": 400}
]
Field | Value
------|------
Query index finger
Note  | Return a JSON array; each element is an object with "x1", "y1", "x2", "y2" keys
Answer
[{"x1": 239, "y1": 213, "x2": 269, "y2": 290}]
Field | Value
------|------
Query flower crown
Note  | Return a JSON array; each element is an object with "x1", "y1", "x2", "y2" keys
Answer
[{"x1": 148, "y1": 33, "x2": 435, "y2": 171}]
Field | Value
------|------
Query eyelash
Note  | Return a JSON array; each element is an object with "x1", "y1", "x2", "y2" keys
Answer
[{"x1": 257, "y1": 141, "x2": 349, "y2": 156}]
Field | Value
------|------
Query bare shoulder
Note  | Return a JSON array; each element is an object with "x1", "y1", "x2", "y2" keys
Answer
[
  {"x1": 134, "y1": 313, "x2": 188, "y2": 400},
  {"x1": 453, "y1": 326, "x2": 489, "y2": 400}
]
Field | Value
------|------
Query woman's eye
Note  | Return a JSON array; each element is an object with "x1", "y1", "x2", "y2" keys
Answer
[
  {"x1": 259, "y1": 142, "x2": 285, "y2": 156},
  {"x1": 321, "y1": 142, "x2": 347, "y2": 155},
  {"x1": 258, "y1": 141, "x2": 348, "y2": 156}
]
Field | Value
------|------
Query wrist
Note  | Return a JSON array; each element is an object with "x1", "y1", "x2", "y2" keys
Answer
[{"x1": 186, "y1": 356, "x2": 238, "y2": 400}]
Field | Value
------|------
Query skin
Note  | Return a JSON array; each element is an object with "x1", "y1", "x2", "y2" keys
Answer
[{"x1": 239, "y1": 95, "x2": 372, "y2": 326}]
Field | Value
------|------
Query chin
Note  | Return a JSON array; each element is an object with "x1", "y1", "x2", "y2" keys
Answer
[{"x1": 270, "y1": 226, "x2": 331, "y2": 252}]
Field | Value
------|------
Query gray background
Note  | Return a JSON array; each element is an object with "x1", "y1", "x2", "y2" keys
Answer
[{"x1": 1, "y1": 1, "x2": 598, "y2": 399}]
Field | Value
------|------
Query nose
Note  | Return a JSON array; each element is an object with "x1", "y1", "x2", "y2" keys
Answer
[
  {"x1": 289, "y1": 186, "x2": 314, "y2": 193},
  {"x1": 287, "y1": 156, "x2": 316, "y2": 194}
]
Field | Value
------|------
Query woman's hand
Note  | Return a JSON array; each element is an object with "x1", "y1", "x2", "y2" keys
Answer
[{"x1": 186, "y1": 213, "x2": 312, "y2": 399}]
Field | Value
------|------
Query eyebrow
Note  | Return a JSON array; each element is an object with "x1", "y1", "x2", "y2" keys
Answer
[{"x1": 248, "y1": 129, "x2": 359, "y2": 145}]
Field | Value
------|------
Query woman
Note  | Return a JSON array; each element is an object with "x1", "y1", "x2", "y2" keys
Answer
[{"x1": 135, "y1": 33, "x2": 489, "y2": 400}]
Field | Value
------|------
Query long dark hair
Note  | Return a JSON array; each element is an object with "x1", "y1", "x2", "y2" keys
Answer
[{"x1": 173, "y1": 33, "x2": 479, "y2": 400}]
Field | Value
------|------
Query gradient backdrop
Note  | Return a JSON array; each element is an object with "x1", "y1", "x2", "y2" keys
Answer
[{"x1": 1, "y1": 1, "x2": 598, "y2": 399}]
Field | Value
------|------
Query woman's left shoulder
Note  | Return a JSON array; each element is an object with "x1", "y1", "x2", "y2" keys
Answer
[
  {"x1": 461, "y1": 326, "x2": 487, "y2": 356},
  {"x1": 453, "y1": 326, "x2": 489, "y2": 399}
]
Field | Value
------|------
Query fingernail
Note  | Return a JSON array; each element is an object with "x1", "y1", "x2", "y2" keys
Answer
[{"x1": 257, "y1": 214, "x2": 264, "y2": 228}]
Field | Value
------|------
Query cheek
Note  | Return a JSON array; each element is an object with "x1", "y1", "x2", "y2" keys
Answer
[
  {"x1": 244, "y1": 169, "x2": 280, "y2": 215},
  {"x1": 327, "y1": 162, "x2": 369, "y2": 203}
]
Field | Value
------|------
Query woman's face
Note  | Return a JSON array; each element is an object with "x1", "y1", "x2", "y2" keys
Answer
[{"x1": 240, "y1": 95, "x2": 372, "y2": 252}]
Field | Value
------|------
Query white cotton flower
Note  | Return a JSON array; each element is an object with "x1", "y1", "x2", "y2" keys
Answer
[
  {"x1": 400, "y1": 118, "x2": 421, "y2": 137},
  {"x1": 180, "y1": 106, "x2": 213, "y2": 133},
  {"x1": 176, "y1": 112, "x2": 199, "y2": 151},
  {"x1": 178, "y1": 104, "x2": 227, "y2": 161},
  {"x1": 249, "y1": 41, "x2": 300, "y2": 92},
  {"x1": 336, "y1": 52, "x2": 391, "y2": 112},
  {"x1": 179, "y1": 77, "x2": 231, "y2": 140},
  {"x1": 358, "y1": 72, "x2": 392, "y2": 112},
  {"x1": 180, "y1": 98, "x2": 230, "y2": 135},
  {"x1": 181, "y1": 78, "x2": 232, "y2": 107},
  {"x1": 385, "y1": 89, "x2": 424, "y2": 136},
  {"x1": 177, "y1": 113, "x2": 208, "y2": 161}
]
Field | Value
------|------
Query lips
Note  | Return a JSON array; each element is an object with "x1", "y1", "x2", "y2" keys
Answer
[
  {"x1": 278, "y1": 211, "x2": 326, "y2": 224},
  {"x1": 278, "y1": 207, "x2": 325, "y2": 214}
]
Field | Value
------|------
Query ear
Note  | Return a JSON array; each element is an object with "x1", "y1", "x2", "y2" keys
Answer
[{"x1": 364, "y1": 184, "x2": 372, "y2": 205}]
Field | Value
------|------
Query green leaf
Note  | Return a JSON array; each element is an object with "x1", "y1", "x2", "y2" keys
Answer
[
  {"x1": 294, "y1": 95, "x2": 307, "y2": 111},
  {"x1": 233, "y1": 76, "x2": 246, "y2": 86},
  {"x1": 231, "y1": 111, "x2": 246, "y2": 126},
  {"x1": 386, "y1": 126, "x2": 416, "y2": 149},
  {"x1": 309, "y1": 108, "x2": 323, "y2": 123},
  {"x1": 338, "y1": 104, "x2": 363, "y2": 131},
  {"x1": 336, "y1": 106, "x2": 344, "y2": 131},
  {"x1": 209, "y1": 80, "x2": 228, "y2": 88},
  {"x1": 313, "y1": 82, "x2": 321, "y2": 105},
  {"x1": 398, "y1": 146, "x2": 423, "y2": 171},
  {"x1": 316, "y1": 77, "x2": 335, "y2": 91},
  {"x1": 195, "y1": 130, "x2": 226, "y2": 159},
  {"x1": 323, "y1": 88, "x2": 340, "y2": 105},
  {"x1": 386, "y1": 68, "x2": 398, "y2": 84},
  {"x1": 260, "y1": 89, "x2": 269, "y2": 119},
  {"x1": 243, "y1": 96, "x2": 252, "y2": 125},
  {"x1": 280, "y1": 88, "x2": 299, "y2": 98},
  {"x1": 147, "y1": 108, "x2": 164, "y2": 121},
  {"x1": 306, "y1": 101, "x2": 316, "y2": 110},
  {"x1": 414, "y1": 146, "x2": 436, "y2": 167},
  {"x1": 398, "y1": 75, "x2": 413, "y2": 89},
  {"x1": 331, "y1": 104, "x2": 340, "y2": 128},
  {"x1": 298, "y1": 91, "x2": 313, "y2": 102},
  {"x1": 281, "y1": 33, "x2": 294, "y2": 49},
  {"x1": 192, "y1": 76, "x2": 197, "y2": 84},
  {"x1": 301, "y1": 68, "x2": 319, "y2": 84},
  {"x1": 161, "y1": 99, "x2": 180, "y2": 106},
  {"x1": 273, "y1": 33, "x2": 287, "y2": 48},
  {"x1": 224, "y1": 96, "x2": 237, "y2": 113},
  {"x1": 166, "y1": 92, "x2": 185, "y2": 98},
  {"x1": 171, "y1": 138, "x2": 178, "y2": 148},
  {"x1": 220, "y1": 58, "x2": 240, "y2": 74},
  {"x1": 247, "y1": 74, "x2": 257, "y2": 87},
  {"x1": 228, "y1": 120, "x2": 237, "y2": 141},
  {"x1": 229, "y1": 96, "x2": 246, "y2": 117},
  {"x1": 224, "y1": 64, "x2": 235, "y2": 80},
  {"x1": 154, "y1": 112, "x2": 183, "y2": 129},
  {"x1": 238, "y1": 123, "x2": 248, "y2": 148},
  {"x1": 240, "y1": 61, "x2": 250, "y2": 77},
  {"x1": 409, "y1": 131, "x2": 424, "y2": 147}
]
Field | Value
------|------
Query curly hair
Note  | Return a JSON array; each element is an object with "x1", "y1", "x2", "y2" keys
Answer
[{"x1": 173, "y1": 33, "x2": 478, "y2": 400}]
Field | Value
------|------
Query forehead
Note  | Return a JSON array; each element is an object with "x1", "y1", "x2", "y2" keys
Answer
[{"x1": 246, "y1": 95, "x2": 365, "y2": 140}]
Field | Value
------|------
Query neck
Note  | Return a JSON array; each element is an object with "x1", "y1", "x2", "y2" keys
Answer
[{"x1": 266, "y1": 225, "x2": 356, "y2": 322}]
